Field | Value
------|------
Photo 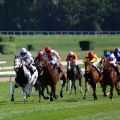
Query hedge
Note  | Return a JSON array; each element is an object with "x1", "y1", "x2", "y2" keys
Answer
[
  {"x1": 0, "y1": 35, "x2": 14, "y2": 42},
  {"x1": 0, "y1": 42, "x2": 16, "y2": 54},
  {"x1": 79, "y1": 40, "x2": 95, "y2": 50}
]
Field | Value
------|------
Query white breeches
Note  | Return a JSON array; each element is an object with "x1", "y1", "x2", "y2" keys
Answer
[{"x1": 92, "y1": 58, "x2": 102, "y2": 67}]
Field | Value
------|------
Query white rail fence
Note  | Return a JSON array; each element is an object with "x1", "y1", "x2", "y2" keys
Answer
[{"x1": 0, "y1": 31, "x2": 120, "y2": 36}]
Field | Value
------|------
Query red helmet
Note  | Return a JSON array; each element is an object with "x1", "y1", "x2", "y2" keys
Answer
[
  {"x1": 45, "y1": 46, "x2": 51, "y2": 53},
  {"x1": 88, "y1": 51, "x2": 95, "y2": 58}
]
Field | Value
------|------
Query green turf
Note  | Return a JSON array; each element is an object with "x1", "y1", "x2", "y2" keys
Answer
[
  {"x1": 0, "y1": 80, "x2": 119, "y2": 120},
  {"x1": 0, "y1": 35, "x2": 120, "y2": 119}
]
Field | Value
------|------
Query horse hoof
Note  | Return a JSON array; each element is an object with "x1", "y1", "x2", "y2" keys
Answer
[
  {"x1": 11, "y1": 98, "x2": 14, "y2": 102},
  {"x1": 50, "y1": 97, "x2": 53, "y2": 101},
  {"x1": 60, "y1": 92, "x2": 63, "y2": 98},
  {"x1": 94, "y1": 98, "x2": 97, "y2": 100},
  {"x1": 83, "y1": 96, "x2": 86, "y2": 99},
  {"x1": 44, "y1": 97, "x2": 49, "y2": 100},
  {"x1": 55, "y1": 95, "x2": 58, "y2": 99}
]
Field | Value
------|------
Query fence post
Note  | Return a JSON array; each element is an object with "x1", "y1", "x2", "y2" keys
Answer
[{"x1": 9, "y1": 76, "x2": 12, "y2": 96}]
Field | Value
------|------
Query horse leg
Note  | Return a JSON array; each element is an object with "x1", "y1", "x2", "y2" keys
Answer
[
  {"x1": 109, "y1": 85, "x2": 114, "y2": 100},
  {"x1": 83, "y1": 81, "x2": 89, "y2": 99},
  {"x1": 91, "y1": 83, "x2": 97, "y2": 100},
  {"x1": 66, "y1": 79, "x2": 69, "y2": 91},
  {"x1": 46, "y1": 86, "x2": 50, "y2": 95},
  {"x1": 11, "y1": 83, "x2": 19, "y2": 102},
  {"x1": 38, "y1": 86, "x2": 49, "y2": 102},
  {"x1": 22, "y1": 87, "x2": 28, "y2": 103},
  {"x1": 70, "y1": 80, "x2": 73, "y2": 95},
  {"x1": 60, "y1": 79, "x2": 66, "y2": 98},
  {"x1": 73, "y1": 80, "x2": 76, "y2": 94},
  {"x1": 53, "y1": 85, "x2": 58, "y2": 99},
  {"x1": 102, "y1": 82, "x2": 107, "y2": 97},
  {"x1": 50, "y1": 86, "x2": 54, "y2": 101},
  {"x1": 78, "y1": 77, "x2": 83, "y2": 93},
  {"x1": 115, "y1": 81, "x2": 120, "y2": 95}
]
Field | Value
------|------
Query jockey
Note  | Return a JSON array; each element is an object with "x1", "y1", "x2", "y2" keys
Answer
[
  {"x1": 66, "y1": 51, "x2": 80, "y2": 73},
  {"x1": 45, "y1": 46, "x2": 62, "y2": 78},
  {"x1": 15, "y1": 48, "x2": 37, "y2": 82},
  {"x1": 87, "y1": 50, "x2": 101, "y2": 74},
  {"x1": 114, "y1": 48, "x2": 120, "y2": 64},
  {"x1": 104, "y1": 51, "x2": 111, "y2": 60},
  {"x1": 34, "y1": 50, "x2": 46, "y2": 65},
  {"x1": 104, "y1": 50, "x2": 120, "y2": 73}
]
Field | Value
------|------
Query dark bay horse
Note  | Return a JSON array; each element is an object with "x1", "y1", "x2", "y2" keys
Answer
[
  {"x1": 66, "y1": 61, "x2": 83, "y2": 94},
  {"x1": 11, "y1": 57, "x2": 38, "y2": 102},
  {"x1": 101, "y1": 57, "x2": 120, "y2": 99},
  {"x1": 35, "y1": 58, "x2": 67, "y2": 101},
  {"x1": 83, "y1": 58, "x2": 102, "y2": 100}
]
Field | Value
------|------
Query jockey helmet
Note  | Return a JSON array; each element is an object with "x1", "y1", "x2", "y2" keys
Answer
[
  {"x1": 45, "y1": 46, "x2": 51, "y2": 53},
  {"x1": 104, "y1": 51, "x2": 111, "y2": 57},
  {"x1": 69, "y1": 51, "x2": 74, "y2": 56},
  {"x1": 110, "y1": 53, "x2": 115, "y2": 59},
  {"x1": 114, "y1": 48, "x2": 120, "y2": 53},
  {"x1": 20, "y1": 48, "x2": 27, "y2": 55},
  {"x1": 88, "y1": 51, "x2": 95, "y2": 58},
  {"x1": 38, "y1": 50, "x2": 44, "y2": 57}
]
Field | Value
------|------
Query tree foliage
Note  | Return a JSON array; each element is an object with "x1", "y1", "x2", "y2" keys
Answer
[{"x1": 0, "y1": 0, "x2": 120, "y2": 31}]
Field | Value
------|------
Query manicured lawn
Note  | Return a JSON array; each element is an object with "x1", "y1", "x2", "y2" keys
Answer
[
  {"x1": 0, "y1": 35, "x2": 120, "y2": 66},
  {"x1": 0, "y1": 81, "x2": 119, "y2": 120}
]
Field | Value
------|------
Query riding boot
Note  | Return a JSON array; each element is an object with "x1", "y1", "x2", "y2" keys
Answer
[{"x1": 54, "y1": 64, "x2": 62, "y2": 73}]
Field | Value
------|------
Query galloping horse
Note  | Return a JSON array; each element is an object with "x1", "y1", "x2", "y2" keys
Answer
[
  {"x1": 11, "y1": 57, "x2": 38, "y2": 102},
  {"x1": 67, "y1": 61, "x2": 83, "y2": 94},
  {"x1": 101, "y1": 57, "x2": 120, "y2": 99},
  {"x1": 35, "y1": 58, "x2": 67, "y2": 101},
  {"x1": 83, "y1": 58, "x2": 102, "y2": 100}
]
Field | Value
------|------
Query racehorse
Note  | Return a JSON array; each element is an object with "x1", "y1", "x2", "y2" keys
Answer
[
  {"x1": 66, "y1": 61, "x2": 83, "y2": 95},
  {"x1": 83, "y1": 58, "x2": 102, "y2": 100},
  {"x1": 11, "y1": 57, "x2": 38, "y2": 103},
  {"x1": 101, "y1": 57, "x2": 120, "y2": 99},
  {"x1": 35, "y1": 58, "x2": 67, "y2": 101}
]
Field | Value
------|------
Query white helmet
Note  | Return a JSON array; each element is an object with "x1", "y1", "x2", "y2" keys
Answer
[
  {"x1": 20, "y1": 48, "x2": 27, "y2": 53},
  {"x1": 110, "y1": 53, "x2": 115, "y2": 59},
  {"x1": 69, "y1": 51, "x2": 74, "y2": 55}
]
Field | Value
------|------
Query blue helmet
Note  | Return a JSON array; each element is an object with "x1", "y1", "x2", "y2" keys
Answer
[
  {"x1": 104, "y1": 51, "x2": 111, "y2": 57},
  {"x1": 114, "y1": 48, "x2": 120, "y2": 53}
]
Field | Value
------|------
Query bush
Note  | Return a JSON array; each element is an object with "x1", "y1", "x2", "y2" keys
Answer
[
  {"x1": 0, "y1": 42, "x2": 16, "y2": 54},
  {"x1": 0, "y1": 35, "x2": 14, "y2": 42},
  {"x1": 79, "y1": 40, "x2": 95, "y2": 50},
  {"x1": 27, "y1": 44, "x2": 35, "y2": 51}
]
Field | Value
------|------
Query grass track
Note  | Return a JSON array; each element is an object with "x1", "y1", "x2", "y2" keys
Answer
[
  {"x1": 0, "y1": 81, "x2": 120, "y2": 120},
  {"x1": 0, "y1": 35, "x2": 120, "y2": 119}
]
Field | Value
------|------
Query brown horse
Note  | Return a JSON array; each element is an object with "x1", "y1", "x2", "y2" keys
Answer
[
  {"x1": 83, "y1": 58, "x2": 102, "y2": 100},
  {"x1": 101, "y1": 57, "x2": 120, "y2": 99},
  {"x1": 35, "y1": 58, "x2": 67, "y2": 101}
]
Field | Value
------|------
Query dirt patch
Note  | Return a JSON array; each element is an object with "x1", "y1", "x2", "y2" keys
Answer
[{"x1": 0, "y1": 77, "x2": 15, "y2": 82}]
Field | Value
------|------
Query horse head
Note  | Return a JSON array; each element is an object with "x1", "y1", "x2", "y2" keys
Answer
[
  {"x1": 84, "y1": 58, "x2": 92, "y2": 74},
  {"x1": 100, "y1": 57, "x2": 110, "y2": 70},
  {"x1": 14, "y1": 57, "x2": 23, "y2": 72},
  {"x1": 67, "y1": 61, "x2": 71, "y2": 71}
]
